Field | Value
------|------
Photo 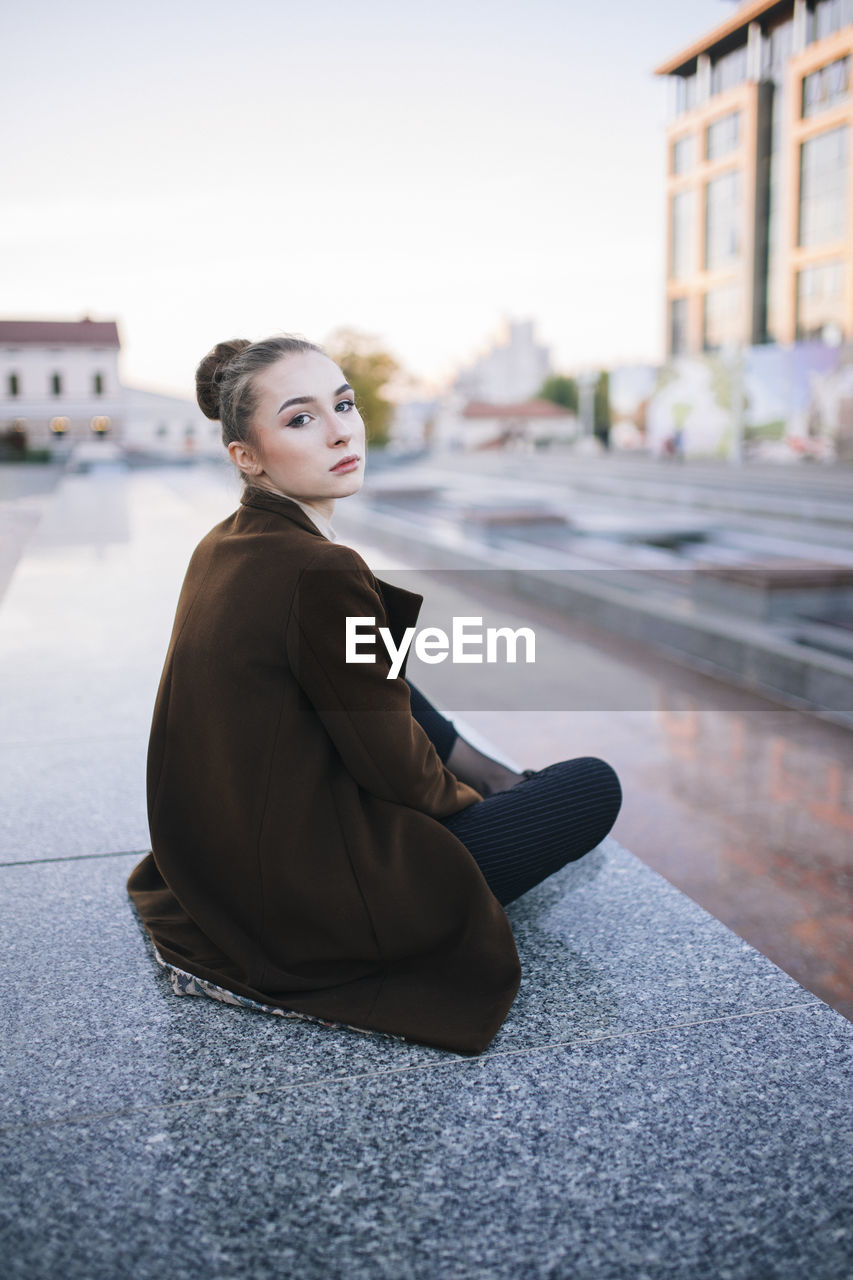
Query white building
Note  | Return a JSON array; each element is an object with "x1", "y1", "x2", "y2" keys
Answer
[
  {"x1": 432, "y1": 397, "x2": 578, "y2": 451},
  {"x1": 0, "y1": 319, "x2": 124, "y2": 452},
  {"x1": 0, "y1": 317, "x2": 221, "y2": 462},
  {"x1": 123, "y1": 386, "x2": 222, "y2": 460},
  {"x1": 388, "y1": 398, "x2": 438, "y2": 452},
  {"x1": 454, "y1": 319, "x2": 551, "y2": 404}
]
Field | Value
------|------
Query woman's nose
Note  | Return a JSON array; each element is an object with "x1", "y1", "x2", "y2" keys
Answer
[{"x1": 329, "y1": 415, "x2": 352, "y2": 443}]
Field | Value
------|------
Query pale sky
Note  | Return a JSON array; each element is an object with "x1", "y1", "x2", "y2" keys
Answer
[{"x1": 4, "y1": 0, "x2": 731, "y2": 397}]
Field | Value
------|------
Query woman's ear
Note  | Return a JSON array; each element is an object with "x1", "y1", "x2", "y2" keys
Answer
[{"x1": 227, "y1": 439, "x2": 262, "y2": 477}]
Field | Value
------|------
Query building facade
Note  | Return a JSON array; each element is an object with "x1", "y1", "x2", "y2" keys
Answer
[
  {"x1": 123, "y1": 386, "x2": 222, "y2": 460},
  {"x1": 657, "y1": 0, "x2": 853, "y2": 356},
  {"x1": 453, "y1": 319, "x2": 551, "y2": 404},
  {"x1": 0, "y1": 319, "x2": 125, "y2": 451},
  {"x1": 432, "y1": 398, "x2": 578, "y2": 451}
]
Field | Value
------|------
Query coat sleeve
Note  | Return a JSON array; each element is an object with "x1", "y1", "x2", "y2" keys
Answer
[{"x1": 286, "y1": 543, "x2": 483, "y2": 817}]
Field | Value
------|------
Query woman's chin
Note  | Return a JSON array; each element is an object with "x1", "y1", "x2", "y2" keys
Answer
[{"x1": 335, "y1": 472, "x2": 365, "y2": 498}]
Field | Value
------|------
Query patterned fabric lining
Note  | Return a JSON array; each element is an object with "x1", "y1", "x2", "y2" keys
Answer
[{"x1": 152, "y1": 948, "x2": 399, "y2": 1040}]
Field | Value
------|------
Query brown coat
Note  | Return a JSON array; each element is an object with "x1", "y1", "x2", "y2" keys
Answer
[{"x1": 128, "y1": 484, "x2": 520, "y2": 1053}]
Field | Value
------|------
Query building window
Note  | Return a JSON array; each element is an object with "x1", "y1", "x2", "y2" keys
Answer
[
  {"x1": 710, "y1": 44, "x2": 748, "y2": 98},
  {"x1": 50, "y1": 373, "x2": 62, "y2": 396},
  {"x1": 761, "y1": 17, "x2": 794, "y2": 77},
  {"x1": 671, "y1": 135, "x2": 695, "y2": 174},
  {"x1": 703, "y1": 283, "x2": 742, "y2": 350},
  {"x1": 705, "y1": 169, "x2": 742, "y2": 270},
  {"x1": 706, "y1": 111, "x2": 741, "y2": 161},
  {"x1": 799, "y1": 125, "x2": 849, "y2": 246},
  {"x1": 810, "y1": 0, "x2": 853, "y2": 44},
  {"x1": 670, "y1": 189, "x2": 695, "y2": 280},
  {"x1": 93, "y1": 372, "x2": 104, "y2": 395},
  {"x1": 802, "y1": 56, "x2": 850, "y2": 117},
  {"x1": 796, "y1": 259, "x2": 846, "y2": 339},
  {"x1": 670, "y1": 298, "x2": 689, "y2": 355},
  {"x1": 676, "y1": 72, "x2": 698, "y2": 115},
  {"x1": 7, "y1": 373, "x2": 19, "y2": 397}
]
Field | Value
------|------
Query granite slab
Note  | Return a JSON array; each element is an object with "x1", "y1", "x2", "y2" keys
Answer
[
  {"x1": 0, "y1": 736, "x2": 149, "y2": 862},
  {"x1": 2, "y1": 467, "x2": 851, "y2": 1279},
  {"x1": 0, "y1": 842, "x2": 824, "y2": 1130},
  {"x1": 1, "y1": 1004, "x2": 849, "y2": 1280},
  {"x1": 0, "y1": 665, "x2": 159, "y2": 748},
  {"x1": 0, "y1": 468, "x2": 235, "y2": 748}
]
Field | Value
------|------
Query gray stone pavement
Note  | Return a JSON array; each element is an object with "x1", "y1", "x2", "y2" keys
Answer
[{"x1": 1, "y1": 463, "x2": 851, "y2": 1279}]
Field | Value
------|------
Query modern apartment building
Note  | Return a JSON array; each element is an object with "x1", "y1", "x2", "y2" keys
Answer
[{"x1": 657, "y1": 0, "x2": 853, "y2": 356}]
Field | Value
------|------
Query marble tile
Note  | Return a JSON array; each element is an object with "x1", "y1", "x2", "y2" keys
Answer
[
  {"x1": 1, "y1": 1006, "x2": 849, "y2": 1280},
  {"x1": 0, "y1": 843, "x2": 823, "y2": 1128},
  {"x1": 0, "y1": 737, "x2": 149, "y2": 862},
  {"x1": 0, "y1": 854, "x2": 446, "y2": 1131},
  {"x1": 498, "y1": 841, "x2": 822, "y2": 1048},
  {"x1": 0, "y1": 671, "x2": 158, "y2": 748},
  {"x1": 0, "y1": 468, "x2": 233, "y2": 749},
  {"x1": 0, "y1": 540, "x2": 178, "y2": 747}
]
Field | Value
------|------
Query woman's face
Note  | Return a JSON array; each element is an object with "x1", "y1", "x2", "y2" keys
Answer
[{"x1": 229, "y1": 350, "x2": 366, "y2": 519}]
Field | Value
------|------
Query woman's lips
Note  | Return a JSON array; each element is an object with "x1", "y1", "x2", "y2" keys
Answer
[{"x1": 330, "y1": 455, "x2": 360, "y2": 473}]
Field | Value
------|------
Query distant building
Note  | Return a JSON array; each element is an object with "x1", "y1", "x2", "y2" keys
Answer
[
  {"x1": 387, "y1": 398, "x2": 439, "y2": 451},
  {"x1": 123, "y1": 386, "x2": 221, "y2": 460},
  {"x1": 0, "y1": 319, "x2": 123, "y2": 451},
  {"x1": 453, "y1": 320, "x2": 551, "y2": 403},
  {"x1": 433, "y1": 397, "x2": 578, "y2": 451},
  {"x1": 0, "y1": 317, "x2": 219, "y2": 461},
  {"x1": 657, "y1": 0, "x2": 853, "y2": 355}
]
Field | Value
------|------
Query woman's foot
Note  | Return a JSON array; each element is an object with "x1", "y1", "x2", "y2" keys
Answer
[{"x1": 446, "y1": 735, "x2": 525, "y2": 797}]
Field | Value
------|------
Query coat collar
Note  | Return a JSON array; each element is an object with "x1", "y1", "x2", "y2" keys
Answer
[
  {"x1": 240, "y1": 485, "x2": 422, "y2": 645},
  {"x1": 239, "y1": 484, "x2": 327, "y2": 538}
]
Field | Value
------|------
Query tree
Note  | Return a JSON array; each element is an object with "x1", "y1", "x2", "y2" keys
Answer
[
  {"x1": 538, "y1": 374, "x2": 579, "y2": 413},
  {"x1": 594, "y1": 370, "x2": 611, "y2": 447},
  {"x1": 325, "y1": 328, "x2": 400, "y2": 449}
]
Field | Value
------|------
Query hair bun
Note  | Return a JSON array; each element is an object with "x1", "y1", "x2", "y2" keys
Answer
[{"x1": 195, "y1": 339, "x2": 252, "y2": 420}]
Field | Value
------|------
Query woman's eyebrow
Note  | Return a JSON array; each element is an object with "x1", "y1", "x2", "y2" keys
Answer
[{"x1": 277, "y1": 384, "x2": 353, "y2": 414}]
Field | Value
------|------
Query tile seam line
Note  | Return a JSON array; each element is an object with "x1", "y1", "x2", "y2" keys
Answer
[
  {"x1": 0, "y1": 849, "x2": 148, "y2": 868},
  {"x1": 0, "y1": 1000, "x2": 826, "y2": 1136}
]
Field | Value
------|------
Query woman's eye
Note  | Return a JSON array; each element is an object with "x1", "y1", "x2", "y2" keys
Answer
[
  {"x1": 287, "y1": 412, "x2": 312, "y2": 428},
  {"x1": 336, "y1": 399, "x2": 356, "y2": 413}
]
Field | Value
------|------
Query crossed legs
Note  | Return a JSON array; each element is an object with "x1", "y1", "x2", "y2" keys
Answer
[{"x1": 406, "y1": 680, "x2": 622, "y2": 906}]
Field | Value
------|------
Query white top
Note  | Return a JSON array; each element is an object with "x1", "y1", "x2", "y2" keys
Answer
[{"x1": 285, "y1": 496, "x2": 337, "y2": 542}]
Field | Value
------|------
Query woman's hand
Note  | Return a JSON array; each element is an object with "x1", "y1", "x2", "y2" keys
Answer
[{"x1": 446, "y1": 736, "x2": 525, "y2": 798}]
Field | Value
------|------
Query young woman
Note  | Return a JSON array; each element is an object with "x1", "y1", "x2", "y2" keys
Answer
[{"x1": 128, "y1": 335, "x2": 622, "y2": 1055}]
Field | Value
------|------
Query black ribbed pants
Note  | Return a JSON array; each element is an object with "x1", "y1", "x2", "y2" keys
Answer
[{"x1": 407, "y1": 681, "x2": 622, "y2": 907}]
